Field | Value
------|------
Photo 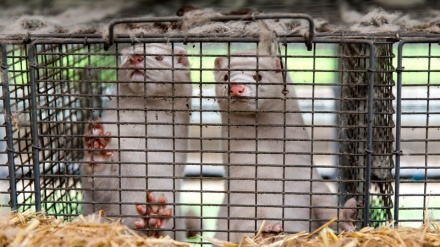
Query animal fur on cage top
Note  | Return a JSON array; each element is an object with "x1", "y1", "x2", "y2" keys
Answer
[{"x1": 0, "y1": 7, "x2": 439, "y2": 38}]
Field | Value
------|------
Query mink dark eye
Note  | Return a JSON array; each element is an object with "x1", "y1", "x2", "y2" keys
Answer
[
  {"x1": 224, "y1": 74, "x2": 228, "y2": 81},
  {"x1": 155, "y1": 55, "x2": 163, "y2": 61},
  {"x1": 253, "y1": 74, "x2": 262, "y2": 81}
]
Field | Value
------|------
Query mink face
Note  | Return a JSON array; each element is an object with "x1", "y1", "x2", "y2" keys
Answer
[
  {"x1": 214, "y1": 52, "x2": 284, "y2": 113},
  {"x1": 118, "y1": 44, "x2": 190, "y2": 97}
]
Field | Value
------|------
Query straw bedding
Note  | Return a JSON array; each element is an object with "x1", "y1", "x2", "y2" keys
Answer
[
  {"x1": 1, "y1": 211, "x2": 440, "y2": 247},
  {"x1": 0, "y1": 210, "x2": 191, "y2": 247},
  {"x1": 209, "y1": 218, "x2": 440, "y2": 247}
]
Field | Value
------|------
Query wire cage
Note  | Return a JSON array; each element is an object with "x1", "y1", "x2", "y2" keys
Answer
[
  {"x1": 1, "y1": 41, "x2": 116, "y2": 217},
  {"x1": 395, "y1": 39, "x2": 440, "y2": 227},
  {"x1": 0, "y1": 13, "x2": 438, "y2": 243}
]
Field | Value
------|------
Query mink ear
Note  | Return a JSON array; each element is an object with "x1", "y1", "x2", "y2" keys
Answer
[
  {"x1": 120, "y1": 50, "x2": 132, "y2": 65},
  {"x1": 121, "y1": 54, "x2": 129, "y2": 65},
  {"x1": 120, "y1": 46, "x2": 137, "y2": 65},
  {"x1": 174, "y1": 46, "x2": 189, "y2": 67},
  {"x1": 214, "y1": 57, "x2": 226, "y2": 70},
  {"x1": 214, "y1": 57, "x2": 227, "y2": 79}
]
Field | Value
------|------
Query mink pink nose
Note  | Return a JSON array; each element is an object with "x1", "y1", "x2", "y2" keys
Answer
[
  {"x1": 230, "y1": 84, "x2": 245, "y2": 96},
  {"x1": 129, "y1": 55, "x2": 144, "y2": 65}
]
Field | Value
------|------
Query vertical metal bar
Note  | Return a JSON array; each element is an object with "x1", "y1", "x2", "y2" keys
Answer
[
  {"x1": 226, "y1": 42, "x2": 231, "y2": 240},
  {"x1": 0, "y1": 43, "x2": 18, "y2": 210},
  {"x1": 28, "y1": 43, "x2": 42, "y2": 211},
  {"x1": 198, "y1": 41, "x2": 204, "y2": 237},
  {"x1": 363, "y1": 41, "x2": 375, "y2": 227},
  {"x1": 310, "y1": 42, "x2": 316, "y2": 231},
  {"x1": 254, "y1": 43, "x2": 259, "y2": 233},
  {"x1": 171, "y1": 42, "x2": 177, "y2": 237},
  {"x1": 423, "y1": 43, "x2": 431, "y2": 220},
  {"x1": 394, "y1": 41, "x2": 405, "y2": 226},
  {"x1": 117, "y1": 43, "x2": 123, "y2": 217},
  {"x1": 280, "y1": 42, "x2": 287, "y2": 231}
]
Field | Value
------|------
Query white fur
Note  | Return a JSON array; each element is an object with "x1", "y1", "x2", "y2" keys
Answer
[
  {"x1": 214, "y1": 51, "x2": 350, "y2": 242},
  {"x1": 81, "y1": 43, "x2": 192, "y2": 240}
]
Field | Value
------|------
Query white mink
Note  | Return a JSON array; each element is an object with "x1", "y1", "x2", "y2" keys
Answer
[
  {"x1": 213, "y1": 51, "x2": 356, "y2": 242},
  {"x1": 81, "y1": 43, "x2": 192, "y2": 240}
]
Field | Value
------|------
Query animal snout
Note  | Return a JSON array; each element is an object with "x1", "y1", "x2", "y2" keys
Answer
[
  {"x1": 129, "y1": 55, "x2": 144, "y2": 65},
  {"x1": 229, "y1": 84, "x2": 245, "y2": 96}
]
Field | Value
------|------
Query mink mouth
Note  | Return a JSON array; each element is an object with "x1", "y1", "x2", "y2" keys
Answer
[
  {"x1": 130, "y1": 69, "x2": 152, "y2": 81},
  {"x1": 130, "y1": 70, "x2": 145, "y2": 77},
  {"x1": 231, "y1": 97, "x2": 247, "y2": 102},
  {"x1": 230, "y1": 97, "x2": 253, "y2": 103}
]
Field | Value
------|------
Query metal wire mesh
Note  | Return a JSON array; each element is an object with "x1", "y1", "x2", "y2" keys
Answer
[
  {"x1": 338, "y1": 43, "x2": 371, "y2": 228},
  {"x1": 369, "y1": 42, "x2": 394, "y2": 228},
  {"x1": 0, "y1": 42, "x2": 116, "y2": 217},
  {"x1": 395, "y1": 40, "x2": 440, "y2": 227},
  {"x1": 1, "y1": 14, "x2": 437, "y2": 243},
  {"x1": 338, "y1": 42, "x2": 394, "y2": 228}
]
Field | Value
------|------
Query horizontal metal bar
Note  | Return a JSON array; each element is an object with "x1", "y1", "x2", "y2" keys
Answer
[{"x1": 2, "y1": 29, "x2": 440, "y2": 45}]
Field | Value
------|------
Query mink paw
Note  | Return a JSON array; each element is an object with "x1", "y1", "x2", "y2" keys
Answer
[
  {"x1": 84, "y1": 119, "x2": 112, "y2": 169},
  {"x1": 134, "y1": 193, "x2": 172, "y2": 238}
]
